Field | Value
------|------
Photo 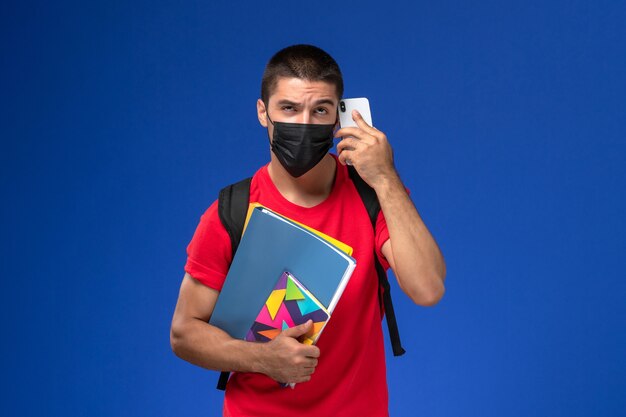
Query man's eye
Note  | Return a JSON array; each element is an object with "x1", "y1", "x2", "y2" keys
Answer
[
  {"x1": 315, "y1": 108, "x2": 328, "y2": 114},
  {"x1": 281, "y1": 106, "x2": 295, "y2": 112}
]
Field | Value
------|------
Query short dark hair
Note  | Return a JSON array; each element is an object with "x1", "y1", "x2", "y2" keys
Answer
[{"x1": 261, "y1": 44, "x2": 344, "y2": 105}]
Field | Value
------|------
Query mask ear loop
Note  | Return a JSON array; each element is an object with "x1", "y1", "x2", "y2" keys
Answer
[
  {"x1": 264, "y1": 106, "x2": 275, "y2": 150},
  {"x1": 265, "y1": 104, "x2": 275, "y2": 126}
]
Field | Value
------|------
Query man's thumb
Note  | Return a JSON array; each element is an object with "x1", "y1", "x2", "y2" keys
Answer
[{"x1": 281, "y1": 320, "x2": 312, "y2": 339}]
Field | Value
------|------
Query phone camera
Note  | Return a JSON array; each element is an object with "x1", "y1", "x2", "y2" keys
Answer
[{"x1": 340, "y1": 101, "x2": 346, "y2": 112}]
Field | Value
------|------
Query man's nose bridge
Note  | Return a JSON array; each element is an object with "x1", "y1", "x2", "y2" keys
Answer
[{"x1": 298, "y1": 110, "x2": 312, "y2": 124}]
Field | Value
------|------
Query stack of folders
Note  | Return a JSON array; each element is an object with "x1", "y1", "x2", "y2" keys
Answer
[{"x1": 209, "y1": 205, "x2": 357, "y2": 386}]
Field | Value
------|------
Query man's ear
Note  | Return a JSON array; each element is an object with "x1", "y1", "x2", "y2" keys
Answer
[
  {"x1": 257, "y1": 99, "x2": 268, "y2": 127},
  {"x1": 333, "y1": 118, "x2": 340, "y2": 137},
  {"x1": 334, "y1": 118, "x2": 340, "y2": 129}
]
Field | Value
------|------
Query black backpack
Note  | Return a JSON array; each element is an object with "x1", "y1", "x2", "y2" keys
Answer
[{"x1": 215, "y1": 166, "x2": 405, "y2": 390}]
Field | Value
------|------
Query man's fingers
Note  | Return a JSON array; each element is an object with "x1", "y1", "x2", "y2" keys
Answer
[
  {"x1": 295, "y1": 343, "x2": 320, "y2": 359},
  {"x1": 304, "y1": 345, "x2": 320, "y2": 358},
  {"x1": 335, "y1": 126, "x2": 372, "y2": 141},
  {"x1": 337, "y1": 149, "x2": 355, "y2": 166},
  {"x1": 294, "y1": 356, "x2": 318, "y2": 369},
  {"x1": 280, "y1": 319, "x2": 312, "y2": 338},
  {"x1": 336, "y1": 137, "x2": 360, "y2": 154},
  {"x1": 352, "y1": 110, "x2": 380, "y2": 136},
  {"x1": 292, "y1": 375, "x2": 312, "y2": 383},
  {"x1": 276, "y1": 320, "x2": 320, "y2": 356}
]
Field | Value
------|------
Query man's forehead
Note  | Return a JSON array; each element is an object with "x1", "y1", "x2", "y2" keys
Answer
[{"x1": 270, "y1": 77, "x2": 339, "y2": 104}]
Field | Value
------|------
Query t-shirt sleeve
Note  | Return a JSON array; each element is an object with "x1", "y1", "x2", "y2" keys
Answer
[
  {"x1": 184, "y1": 201, "x2": 233, "y2": 291},
  {"x1": 374, "y1": 209, "x2": 391, "y2": 271},
  {"x1": 374, "y1": 187, "x2": 411, "y2": 271}
]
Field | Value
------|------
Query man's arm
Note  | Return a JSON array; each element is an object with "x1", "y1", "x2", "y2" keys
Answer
[
  {"x1": 170, "y1": 273, "x2": 320, "y2": 383},
  {"x1": 377, "y1": 186, "x2": 446, "y2": 306},
  {"x1": 336, "y1": 111, "x2": 446, "y2": 306}
]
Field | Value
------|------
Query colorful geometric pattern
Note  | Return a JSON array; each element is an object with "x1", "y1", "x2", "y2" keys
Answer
[{"x1": 245, "y1": 271, "x2": 330, "y2": 346}]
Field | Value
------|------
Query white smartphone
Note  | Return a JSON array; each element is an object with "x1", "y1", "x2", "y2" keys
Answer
[{"x1": 338, "y1": 97, "x2": 373, "y2": 128}]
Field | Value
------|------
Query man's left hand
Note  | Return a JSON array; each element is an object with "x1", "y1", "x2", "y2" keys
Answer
[{"x1": 335, "y1": 110, "x2": 399, "y2": 190}]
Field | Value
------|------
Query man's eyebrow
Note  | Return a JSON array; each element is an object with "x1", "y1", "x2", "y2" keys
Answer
[
  {"x1": 313, "y1": 98, "x2": 337, "y2": 106},
  {"x1": 276, "y1": 99, "x2": 300, "y2": 106},
  {"x1": 274, "y1": 98, "x2": 337, "y2": 107}
]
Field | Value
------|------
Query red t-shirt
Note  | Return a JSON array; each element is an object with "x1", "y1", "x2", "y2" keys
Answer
[{"x1": 185, "y1": 155, "x2": 391, "y2": 417}]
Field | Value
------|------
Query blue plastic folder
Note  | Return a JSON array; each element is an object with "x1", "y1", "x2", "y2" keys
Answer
[{"x1": 209, "y1": 207, "x2": 357, "y2": 340}]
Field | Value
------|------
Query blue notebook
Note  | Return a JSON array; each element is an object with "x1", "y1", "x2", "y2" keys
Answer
[{"x1": 209, "y1": 207, "x2": 357, "y2": 340}]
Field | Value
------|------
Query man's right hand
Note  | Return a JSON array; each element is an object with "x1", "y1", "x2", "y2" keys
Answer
[{"x1": 258, "y1": 320, "x2": 321, "y2": 384}]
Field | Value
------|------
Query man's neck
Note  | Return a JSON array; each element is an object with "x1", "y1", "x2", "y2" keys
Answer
[{"x1": 267, "y1": 154, "x2": 337, "y2": 208}]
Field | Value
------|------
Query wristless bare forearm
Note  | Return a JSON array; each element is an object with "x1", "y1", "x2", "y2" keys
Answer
[{"x1": 171, "y1": 318, "x2": 267, "y2": 374}]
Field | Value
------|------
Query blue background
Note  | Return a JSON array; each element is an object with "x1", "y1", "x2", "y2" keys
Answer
[{"x1": 2, "y1": 1, "x2": 625, "y2": 416}]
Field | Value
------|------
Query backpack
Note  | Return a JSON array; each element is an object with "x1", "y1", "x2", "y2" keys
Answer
[{"x1": 215, "y1": 166, "x2": 405, "y2": 390}]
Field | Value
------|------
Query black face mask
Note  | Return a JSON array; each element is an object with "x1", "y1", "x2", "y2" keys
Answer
[{"x1": 267, "y1": 112, "x2": 336, "y2": 178}]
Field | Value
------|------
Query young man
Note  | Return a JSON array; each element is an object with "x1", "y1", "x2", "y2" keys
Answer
[{"x1": 171, "y1": 44, "x2": 446, "y2": 416}]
